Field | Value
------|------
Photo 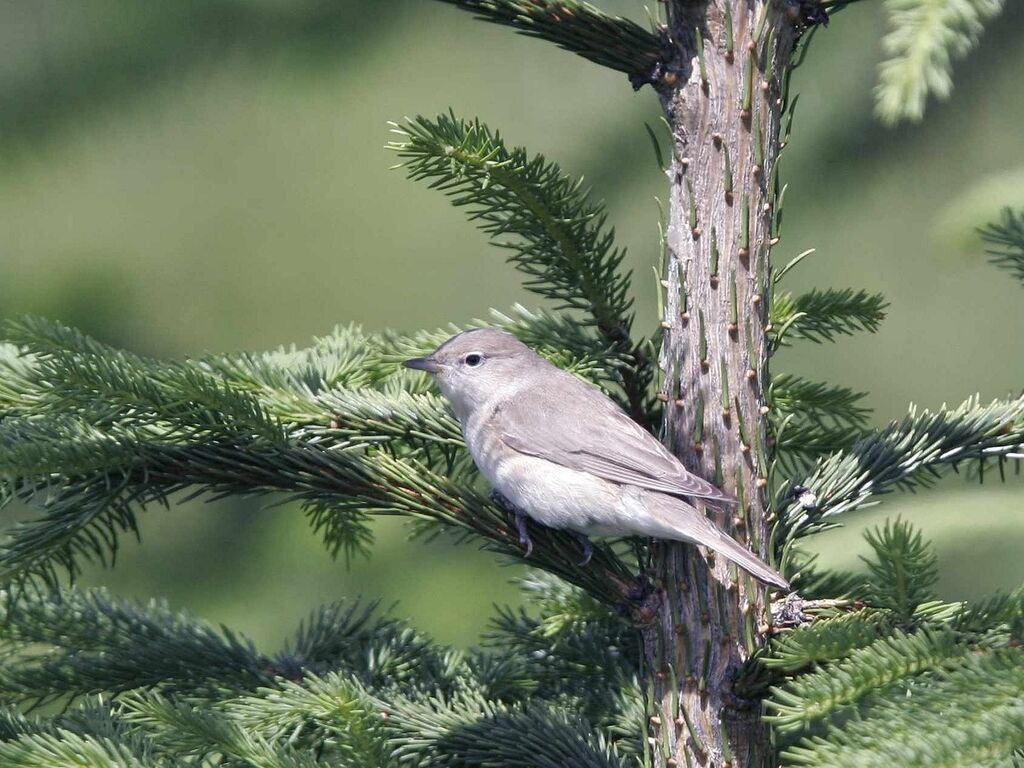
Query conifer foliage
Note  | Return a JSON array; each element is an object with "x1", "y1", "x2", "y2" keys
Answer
[
  {"x1": 0, "y1": 2, "x2": 1021, "y2": 767},
  {"x1": 875, "y1": 0, "x2": 1006, "y2": 123}
]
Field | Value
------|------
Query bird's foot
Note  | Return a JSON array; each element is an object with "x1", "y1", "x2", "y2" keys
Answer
[
  {"x1": 515, "y1": 510, "x2": 533, "y2": 558},
  {"x1": 574, "y1": 532, "x2": 594, "y2": 566},
  {"x1": 490, "y1": 490, "x2": 534, "y2": 558}
]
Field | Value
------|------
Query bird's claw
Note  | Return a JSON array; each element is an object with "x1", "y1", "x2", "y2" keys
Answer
[
  {"x1": 491, "y1": 490, "x2": 590, "y2": 565},
  {"x1": 575, "y1": 533, "x2": 594, "y2": 566},
  {"x1": 491, "y1": 491, "x2": 534, "y2": 558},
  {"x1": 515, "y1": 510, "x2": 533, "y2": 558}
]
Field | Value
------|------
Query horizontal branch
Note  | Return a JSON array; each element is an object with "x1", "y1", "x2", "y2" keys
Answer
[
  {"x1": 770, "y1": 374, "x2": 871, "y2": 428},
  {"x1": 0, "y1": 316, "x2": 640, "y2": 601},
  {"x1": 0, "y1": 727, "x2": 160, "y2": 768},
  {"x1": 763, "y1": 609, "x2": 892, "y2": 672},
  {"x1": 0, "y1": 588, "x2": 273, "y2": 705},
  {"x1": 0, "y1": 580, "x2": 647, "y2": 763},
  {"x1": 777, "y1": 394, "x2": 1024, "y2": 546},
  {"x1": 432, "y1": 0, "x2": 664, "y2": 82},
  {"x1": 780, "y1": 649, "x2": 1024, "y2": 766},
  {"x1": 0, "y1": 425, "x2": 636, "y2": 603},
  {"x1": 119, "y1": 692, "x2": 325, "y2": 768},
  {"x1": 0, "y1": 588, "x2": 497, "y2": 709},
  {"x1": 769, "y1": 374, "x2": 873, "y2": 476},
  {"x1": 767, "y1": 629, "x2": 961, "y2": 731},
  {"x1": 486, "y1": 571, "x2": 639, "y2": 722},
  {"x1": 771, "y1": 288, "x2": 887, "y2": 345},
  {"x1": 382, "y1": 692, "x2": 627, "y2": 768}
]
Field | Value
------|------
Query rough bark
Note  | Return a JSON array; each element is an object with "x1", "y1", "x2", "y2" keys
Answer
[{"x1": 643, "y1": 2, "x2": 797, "y2": 766}]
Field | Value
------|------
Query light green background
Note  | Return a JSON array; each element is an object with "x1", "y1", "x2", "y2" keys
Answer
[{"x1": 1, "y1": 1, "x2": 1022, "y2": 648}]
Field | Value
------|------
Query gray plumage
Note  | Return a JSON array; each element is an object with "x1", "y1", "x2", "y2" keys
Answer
[{"x1": 404, "y1": 328, "x2": 789, "y2": 590}]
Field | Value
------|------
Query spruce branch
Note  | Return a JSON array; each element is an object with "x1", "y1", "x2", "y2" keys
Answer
[
  {"x1": 1, "y1": 427, "x2": 636, "y2": 602},
  {"x1": 786, "y1": 553, "x2": 868, "y2": 600},
  {"x1": 486, "y1": 572, "x2": 639, "y2": 722},
  {"x1": 771, "y1": 288, "x2": 887, "y2": 345},
  {"x1": 1, "y1": 316, "x2": 283, "y2": 441},
  {"x1": 198, "y1": 307, "x2": 629, "y2": 403},
  {"x1": 0, "y1": 588, "x2": 273, "y2": 705},
  {"x1": 3, "y1": 312, "x2": 625, "y2": 432},
  {"x1": 0, "y1": 727, "x2": 164, "y2": 768},
  {"x1": 227, "y1": 673, "x2": 387, "y2": 767},
  {"x1": 388, "y1": 114, "x2": 632, "y2": 328},
  {"x1": 781, "y1": 649, "x2": 1024, "y2": 767},
  {"x1": 0, "y1": 708, "x2": 46, "y2": 742},
  {"x1": 765, "y1": 529, "x2": 1023, "y2": 760},
  {"x1": 0, "y1": 317, "x2": 638, "y2": 602},
  {"x1": 382, "y1": 692, "x2": 627, "y2": 768},
  {"x1": 431, "y1": 1, "x2": 665, "y2": 84},
  {"x1": 763, "y1": 609, "x2": 893, "y2": 672},
  {"x1": 0, "y1": 419, "x2": 150, "y2": 587},
  {"x1": 772, "y1": 420, "x2": 866, "y2": 475},
  {"x1": 388, "y1": 113, "x2": 654, "y2": 423},
  {"x1": 956, "y1": 585, "x2": 1024, "y2": 641},
  {"x1": 766, "y1": 628, "x2": 961, "y2": 731},
  {"x1": 770, "y1": 377, "x2": 872, "y2": 474},
  {"x1": 284, "y1": 600, "x2": 460, "y2": 693},
  {"x1": 875, "y1": 0, "x2": 1005, "y2": 124},
  {"x1": 979, "y1": 207, "x2": 1024, "y2": 285},
  {"x1": 3, "y1": 586, "x2": 635, "y2": 766},
  {"x1": 0, "y1": 345, "x2": 39, "y2": 414},
  {"x1": 777, "y1": 394, "x2": 1024, "y2": 547},
  {"x1": 861, "y1": 518, "x2": 939, "y2": 623},
  {"x1": 770, "y1": 374, "x2": 871, "y2": 429},
  {"x1": 119, "y1": 692, "x2": 325, "y2": 768},
  {"x1": 462, "y1": 650, "x2": 539, "y2": 705}
]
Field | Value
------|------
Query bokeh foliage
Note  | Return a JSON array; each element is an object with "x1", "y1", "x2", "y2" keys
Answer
[
  {"x1": 0, "y1": 2, "x2": 1022, "y2": 766},
  {"x1": 0, "y1": 0, "x2": 1021, "y2": 651}
]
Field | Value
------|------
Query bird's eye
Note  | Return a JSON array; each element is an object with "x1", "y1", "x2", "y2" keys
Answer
[{"x1": 464, "y1": 353, "x2": 483, "y2": 367}]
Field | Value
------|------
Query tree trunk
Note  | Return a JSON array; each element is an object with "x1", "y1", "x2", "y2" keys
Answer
[{"x1": 644, "y1": 2, "x2": 797, "y2": 766}]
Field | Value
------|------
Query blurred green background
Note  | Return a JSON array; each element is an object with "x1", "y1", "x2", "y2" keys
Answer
[{"x1": 1, "y1": 1, "x2": 1021, "y2": 650}]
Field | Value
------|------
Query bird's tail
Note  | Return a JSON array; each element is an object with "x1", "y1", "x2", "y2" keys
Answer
[{"x1": 644, "y1": 493, "x2": 790, "y2": 590}]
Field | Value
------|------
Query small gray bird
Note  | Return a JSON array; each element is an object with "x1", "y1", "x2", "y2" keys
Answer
[{"x1": 404, "y1": 328, "x2": 789, "y2": 590}]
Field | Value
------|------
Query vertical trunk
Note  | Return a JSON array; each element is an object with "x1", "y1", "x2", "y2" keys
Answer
[{"x1": 644, "y1": 2, "x2": 796, "y2": 766}]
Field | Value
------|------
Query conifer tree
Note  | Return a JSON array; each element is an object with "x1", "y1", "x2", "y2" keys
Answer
[{"x1": 0, "y1": 2, "x2": 1021, "y2": 767}]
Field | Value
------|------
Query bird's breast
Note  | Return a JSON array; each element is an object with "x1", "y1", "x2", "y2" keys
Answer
[{"x1": 463, "y1": 415, "x2": 624, "y2": 533}]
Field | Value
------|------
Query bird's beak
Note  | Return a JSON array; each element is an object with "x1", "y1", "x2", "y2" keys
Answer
[{"x1": 403, "y1": 356, "x2": 443, "y2": 374}]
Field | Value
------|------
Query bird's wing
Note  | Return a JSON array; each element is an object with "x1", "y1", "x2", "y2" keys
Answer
[{"x1": 492, "y1": 379, "x2": 734, "y2": 503}]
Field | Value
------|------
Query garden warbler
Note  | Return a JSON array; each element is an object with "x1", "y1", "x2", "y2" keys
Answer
[{"x1": 405, "y1": 328, "x2": 789, "y2": 589}]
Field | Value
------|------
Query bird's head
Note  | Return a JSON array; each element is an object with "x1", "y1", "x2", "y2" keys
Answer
[{"x1": 404, "y1": 328, "x2": 538, "y2": 419}]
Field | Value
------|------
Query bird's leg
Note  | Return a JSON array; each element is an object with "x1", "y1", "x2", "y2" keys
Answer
[
  {"x1": 515, "y1": 510, "x2": 533, "y2": 558},
  {"x1": 490, "y1": 490, "x2": 533, "y2": 558},
  {"x1": 574, "y1": 532, "x2": 594, "y2": 566}
]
